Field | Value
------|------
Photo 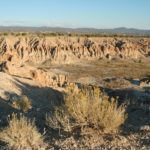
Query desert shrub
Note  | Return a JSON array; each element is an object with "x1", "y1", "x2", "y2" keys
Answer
[
  {"x1": 11, "y1": 95, "x2": 32, "y2": 112},
  {"x1": 21, "y1": 32, "x2": 27, "y2": 36},
  {"x1": 3, "y1": 33, "x2": 8, "y2": 36},
  {"x1": 46, "y1": 107, "x2": 73, "y2": 133},
  {"x1": 47, "y1": 84, "x2": 127, "y2": 133},
  {"x1": 0, "y1": 113, "x2": 46, "y2": 150}
]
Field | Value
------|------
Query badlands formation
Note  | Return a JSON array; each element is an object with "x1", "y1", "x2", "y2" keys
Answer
[
  {"x1": 0, "y1": 35, "x2": 150, "y2": 149},
  {"x1": 0, "y1": 36, "x2": 150, "y2": 64},
  {"x1": 0, "y1": 36, "x2": 150, "y2": 87}
]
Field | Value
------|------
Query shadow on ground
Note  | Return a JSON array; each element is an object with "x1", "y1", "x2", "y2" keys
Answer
[
  {"x1": 0, "y1": 77, "x2": 64, "y2": 130},
  {"x1": 103, "y1": 87, "x2": 150, "y2": 133}
]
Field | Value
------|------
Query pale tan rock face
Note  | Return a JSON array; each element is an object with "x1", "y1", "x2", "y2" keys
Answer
[
  {"x1": 0, "y1": 61, "x2": 68, "y2": 88},
  {"x1": 0, "y1": 36, "x2": 150, "y2": 65},
  {"x1": 0, "y1": 36, "x2": 149, "y2": 88},
  {"x1": 30, "y1": 69, "x2": 68, "y2": 88}
]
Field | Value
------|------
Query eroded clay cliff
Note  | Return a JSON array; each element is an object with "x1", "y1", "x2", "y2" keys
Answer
[
  {"x1": 0, "y1": 36, "x2": 150, "y2": 88},
  {"x1": 0, "y1": 36, "x2": 150, "y2": 65}
]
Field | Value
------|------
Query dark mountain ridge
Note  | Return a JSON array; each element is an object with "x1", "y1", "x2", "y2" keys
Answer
[{"x1": 0, "y1": 26, "x2": 150, "y2": 35}]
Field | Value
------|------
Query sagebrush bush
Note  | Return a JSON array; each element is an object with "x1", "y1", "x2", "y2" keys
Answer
[
  {"x1": 47, "y1": 84, "x2": 127, "y2": 133},
  {"x1": 0, "y1": 113, "x2": 46, "y2": 150},
  {"x1": 12, "y1": 95, "x2": 32, "y2": 112},
  {"x1": 46, "y1": 107, "x2": 73, "y2": 132}
]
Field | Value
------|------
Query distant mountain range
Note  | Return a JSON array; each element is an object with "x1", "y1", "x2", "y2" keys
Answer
[{"x1": 0, "y1": 26, "x2": 150, "y2": 35}]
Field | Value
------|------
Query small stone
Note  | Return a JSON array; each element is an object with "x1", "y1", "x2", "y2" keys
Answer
[{"x1": 140, "y1": 125, "x2": 150, "y2": 131}]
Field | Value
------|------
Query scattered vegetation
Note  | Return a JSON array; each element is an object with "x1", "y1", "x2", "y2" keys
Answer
[
  {"x1": 46, "y1": 84, "x2": 127, "y2": 134},
  {"x1": 46, "y1": 107, "x2": 72, "y2": 133},
  {"x1": 1, "y1": 31, "x2": 150, "y2": 38},
  {"x1": 58, "y1": 60, "x2": 150, "y2": 79},
  {"x1": 3, "y1": 32, "x2": 8, "y2": 36},
  {"x1": 0, "y1": 113, "x2": 46, "y2": 150},
  {"x1": 11, "y1": 95, "x2": 32, "y2": 112},
  {"x1": 104, "y1": 78, "x2": 131, "y2": 89}
]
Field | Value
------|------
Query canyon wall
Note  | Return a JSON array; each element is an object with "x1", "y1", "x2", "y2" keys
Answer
[
  {"x1": 0, "y1": 36, "x2": 150, "y2": 65},
  {"x1": 0, "y1": 36, "x2": 150, "y2": 88}
]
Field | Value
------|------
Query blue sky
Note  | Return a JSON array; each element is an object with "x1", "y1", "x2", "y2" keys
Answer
[{"x1": 0, "y1": 0, "x2": 149, "y2": 29}]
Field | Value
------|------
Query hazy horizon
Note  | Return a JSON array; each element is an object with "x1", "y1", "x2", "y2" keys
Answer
[
  {"x1": 0, "y1": 0, "x2": 150, "y2": 29},
  {"x1": 0, "y1": 26, "x2": 150, "y2": 31}
]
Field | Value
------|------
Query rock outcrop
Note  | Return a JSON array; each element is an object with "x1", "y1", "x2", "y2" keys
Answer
[
  {"x1": 0, "y1": 61, "x2": 68, "y2": 88},
  {"x1": 0, "y1": 36, "x2": 150, "y2": 89},
  {"x1": 0, "y1": 36, "x2": 150, "y2": 65},
  {"x1": 30, "y1": 69, "x2": 68, "y2": 88}
]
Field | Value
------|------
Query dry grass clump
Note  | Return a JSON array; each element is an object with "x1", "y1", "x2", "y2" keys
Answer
[
  {"x1": 12, "y1": 95, "x2": 32, "y2": 112},
  {"x1": 0, "y1": 113, "x2": 46, "y2": 150},
  {"x1": 46, "y1": 107, "x2": 73, "y2": 132},
  {"x1": 47, "y1": 84, "x2": 127, "y2": 133},
  {"x1": 104, "y1": 78, "x2": 131, "y2": 89}
]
